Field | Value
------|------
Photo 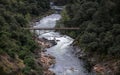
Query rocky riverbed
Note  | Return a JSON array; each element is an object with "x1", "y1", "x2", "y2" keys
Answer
[{"x1": 34, "y1": 37, "x2": 57, "y2": 75}]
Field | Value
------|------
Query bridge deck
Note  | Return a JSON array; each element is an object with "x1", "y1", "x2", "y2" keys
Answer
[{"x1": 24, "y1": 27, "x2": 80, "y2": 30}]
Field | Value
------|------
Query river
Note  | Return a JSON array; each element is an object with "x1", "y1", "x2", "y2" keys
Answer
[{"x1": 34, "y1": 14, "x2": 94, "y2": 75}]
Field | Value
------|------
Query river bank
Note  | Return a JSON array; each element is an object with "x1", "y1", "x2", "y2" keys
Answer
[
  {"x1": 71, "y1": 44, "x2": 120, "y2": 75},
  {"x1": 34, "y1": 36, "x2": 57, "y2": 75}
]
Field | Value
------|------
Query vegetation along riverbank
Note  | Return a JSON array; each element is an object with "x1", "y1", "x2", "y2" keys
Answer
[
  {"x1": 56, "y1": 0, "x2": 120, "y2": 75},
  {"x1": 0, "y1": 0, "x2": 51, "y2": 75}
]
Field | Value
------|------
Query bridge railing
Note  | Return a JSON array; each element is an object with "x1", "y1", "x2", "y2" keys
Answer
[{"x1": 24, "y1": 27, "x2": 80, "y2": 30}]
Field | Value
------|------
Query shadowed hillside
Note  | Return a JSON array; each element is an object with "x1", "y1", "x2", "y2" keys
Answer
[
  {"x1": 0, "y1": 0, "x2": 50, "y2": 75},
  {"x1": 57, "y1": 0, "x2": 120, "y2": 74}
]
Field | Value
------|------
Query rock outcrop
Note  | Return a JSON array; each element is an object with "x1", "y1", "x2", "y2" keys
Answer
[{"x1": 34, "y1": 37, "x2": 56, "y2": 75}]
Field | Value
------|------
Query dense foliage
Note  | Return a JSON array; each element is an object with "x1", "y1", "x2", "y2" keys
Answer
[
  {"x1": 58, "y1": 0, "x2": 120, "y2": 59},
  {"x1": 0, "y1": 0, "x2": 49, "y2": 75}
]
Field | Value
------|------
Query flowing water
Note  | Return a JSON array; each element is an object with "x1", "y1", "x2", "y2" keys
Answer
[{"x1": 34, "y1": 14, "x2": 94, "y2": 75}]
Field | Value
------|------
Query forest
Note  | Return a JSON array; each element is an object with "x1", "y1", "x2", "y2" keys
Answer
[
  {"x1": 59, "y1": 0, "x2": 120, "y2": 58},
  {"x1": 0, "y1": 0, "x2": 49, "y2": 75},
  {"x1": 57, "y1": 0, "x2": 120, "y2": 74}
]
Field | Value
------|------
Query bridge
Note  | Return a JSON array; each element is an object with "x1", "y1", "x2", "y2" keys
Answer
[{"x1": 24, "y1": 27, "x2": 80, "y2": 30}]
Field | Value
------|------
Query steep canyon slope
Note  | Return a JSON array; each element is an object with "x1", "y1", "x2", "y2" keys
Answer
[
  {"x1": 57, "y1": 0, "x2": 120, "y2": 75},
  {"x1": 0, "y1": 0, "x2": 49, "y2": 75}
]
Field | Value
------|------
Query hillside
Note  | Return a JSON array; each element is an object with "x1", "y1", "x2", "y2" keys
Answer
[
  {"x1": 0, "y1": 0, "x2": 50, "y2": 75},
  {"x1": 57, "y1": 0, "x2": 120, "y2": 75}
]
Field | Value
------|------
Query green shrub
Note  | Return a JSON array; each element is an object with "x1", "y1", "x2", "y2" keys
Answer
[{"x1": 24, "y1": 57, "x2": 35, "y2": 68}]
